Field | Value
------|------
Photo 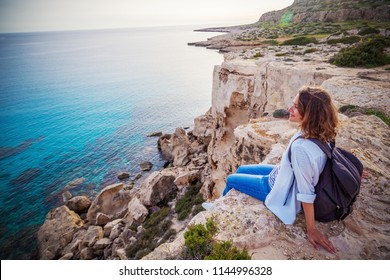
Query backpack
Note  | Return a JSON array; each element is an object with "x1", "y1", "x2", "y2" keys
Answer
[{"x1": 288, "y1": 137, "x2": 364, "y2": 222}]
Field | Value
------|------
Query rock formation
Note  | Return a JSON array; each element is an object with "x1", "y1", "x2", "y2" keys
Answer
[
  {"x1": 145, "y1": 30, "x2": 390, "y2": 259},
  {"x1": 36, "y1": 2, "x2": 390, "y2": 260},
  {"x1": 258, "y1": 0, "x2": 390, "y2": 24},
  {"x1": 37, "y1": 43, "x2": 389, "y2": 259}
]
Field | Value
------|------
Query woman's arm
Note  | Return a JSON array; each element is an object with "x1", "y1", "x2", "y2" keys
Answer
[{"x1": 302, "y1": 202, "x2": 337, "y2": 254}]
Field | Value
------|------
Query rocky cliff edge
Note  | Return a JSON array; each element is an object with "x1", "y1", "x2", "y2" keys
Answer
[{"x1": 37, "y1": 29, "x2": 390, "y2": 260}]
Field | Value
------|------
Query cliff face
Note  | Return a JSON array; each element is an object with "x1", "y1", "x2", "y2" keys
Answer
[
  {"x1": 258, "y1": 0, "x2": 390, "y2": 24},
  {"x1": 145, "y1": 50, "x2": 390, "y2": 260},
  {"x1": 36, "y1": 52, "x2": 390, "y2": 261},
  {"x1": 36, "y1": 4, "x2": 390, "y2": 259},
  {"x1": 206, "y1": 53, "x2": 389, "y2": 197}
]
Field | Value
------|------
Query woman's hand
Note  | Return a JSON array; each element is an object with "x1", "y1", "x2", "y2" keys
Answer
[
  {"x1": 302, "y1": 202, "x2": 337, "y2": 254},
  {"x1": 306, "y1": 227, "x2": 337, "y2": 254}
]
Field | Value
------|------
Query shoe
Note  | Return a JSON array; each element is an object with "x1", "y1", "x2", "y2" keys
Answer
[{"x1": 201, "y1": 202, "x2": 214, "y2": 210}]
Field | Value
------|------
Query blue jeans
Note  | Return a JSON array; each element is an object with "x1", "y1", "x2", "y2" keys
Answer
[{"x1": 223, "y1": 164, "x2": 275, "y2": 202}]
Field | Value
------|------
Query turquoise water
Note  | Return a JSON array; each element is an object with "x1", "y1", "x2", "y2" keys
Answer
[{"x1": 0, "y1": 26, "x2": 223, "y2": 259}]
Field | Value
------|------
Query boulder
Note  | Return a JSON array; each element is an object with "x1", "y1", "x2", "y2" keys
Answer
[
  {"x1": 86, "y1": 183, "x2": 132, "y2": 225},
  {"x1": 124, "y1": 197, "x2": 149, "y2": 226},
  {"x1": 138, "y1": 169, "x2": 178, "y2": 207},
  {"x1": 117, "y1": 172, "x2": 130, "y2": 180},
  {"x1": 139, "y1": 162, "x2": 153, "y2": 171},
  {"x1": 66, "y1": 196, "x2": 91, "y2": 214},
  {"x1": 37, "y1": 206, "x2": 84, "y2": 260}
]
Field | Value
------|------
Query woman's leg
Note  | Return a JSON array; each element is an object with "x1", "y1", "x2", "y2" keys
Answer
[
  {"x1": 236, "y1": 164, "x2": 275, "y2": 176},
  {"x1": 223, "y1": 173, "x2": 271, "y2": 202},
  {"x1": 202, "y1": 164, "x2": 275, "y2": 210}
]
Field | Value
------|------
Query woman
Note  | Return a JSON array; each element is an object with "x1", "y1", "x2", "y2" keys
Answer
[{"x1": 211, "y1": 86, "x2": 338, "y2": 254}]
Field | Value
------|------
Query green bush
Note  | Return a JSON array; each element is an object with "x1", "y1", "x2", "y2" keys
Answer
[
  {"x1": 339, "y1": 104, "x2": 359, "y2": 113},
  {"x1": 265, "y1": 34, "x2": 279, "y2": 39},
  {"x1": 327, "y1": 36, "x2": 360, "y2": 45},
  {"x1": 275, "y1": 52, "x2": 289, "y2": 57},
  {"x1": 126, "y1": 207, "x2": 176, "y2": 259},
  {"x1": 339, "y1": 104, "x2": 389, "y2": 126},
  {"x1": 273, "y1": 109, "x2": 289, "y2": 118},
  {"x1": 331, "y1": 36, "x2": 390, "y2": 68},
  {"x1": 183, "y1": 220, "x2": 215, "y2": 258},
  {"x1": 205, "y1": 241, "x2": 252, "y2": 260},
  {"x1": 182, "y1": 217, "x2": 251, "y2": 260},
  {"x1": 175, "y1": 182, "x2": 204, "y2": 220},
  {"x1": 366, "y1": 109, "x2": 390, "y2": 126},
  {"x1": 358, "y1": 27, "x2": 380, "y2": 36},
  {"x1": 143, "y1": 207, "x2": 170, "y2": 229},
  {"x1": 282, "y1": 36, "x2": 318, "y2": 46},
  {"x1": 304, "y1": 48, "x2": 318, "y2": 54},
  {"x1": 253, "y1": 52, "x2": 264, "y2": 58},
  {"x1": 261, "y1": 40, "x2": 279, "y2": 46}
]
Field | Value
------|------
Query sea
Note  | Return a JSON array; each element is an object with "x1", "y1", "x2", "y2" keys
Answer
[{"x1": 0, "y1": 25, "x2": 224, "y2": 259}]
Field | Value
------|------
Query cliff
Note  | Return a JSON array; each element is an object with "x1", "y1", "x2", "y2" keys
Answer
[
  {"x1": 36, "y1": 40, "x2": 390, "y2": 259},
  {"x1": 144, "y1": 48, "x2": 390, "y2": 260},
  {"x1": 191, "y1": 0, "x2": 390, "y2": 53},
  {"x1": 36, "y1": 2, "x2": 390, "y2": 260},
  {"x1": 258, "y1": 0, "x2": 390, "y2": 24}
]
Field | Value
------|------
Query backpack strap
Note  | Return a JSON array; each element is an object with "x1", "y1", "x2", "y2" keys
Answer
[
  {"x1": 288, "y1": 136, "x2": 333, "y2": 163},
  {"x1": 305, "y1": 138, "x2": 333, "y2": 159}
]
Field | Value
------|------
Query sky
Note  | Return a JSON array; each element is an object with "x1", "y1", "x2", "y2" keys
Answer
[{"x1": 0, "y1": 0, "x2": 294, "y2": 33}]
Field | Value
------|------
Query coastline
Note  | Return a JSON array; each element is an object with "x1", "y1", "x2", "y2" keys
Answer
[
  {"x1": 0, "y1": 25, "x2": 224, "y2": 260},
  {"x1": 34, "y1": 21, "x2": 390, "y2": 259},
  {"x1": 18, "y1": 0, "x2": 390, "y2": 260}
]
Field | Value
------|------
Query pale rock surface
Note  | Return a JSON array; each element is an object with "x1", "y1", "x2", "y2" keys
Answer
[
  {"x1": 146, "y1": 114, "x2": 390, "y2": 260},
  {"x1": 192, "y1": 111, "x2": 214, "y2": 143},
  {"x1": 124, "y1": 197, "x2": 149, "y2": 226},
  {"x1": 103, "y1": 219, "x2": 123, "y2": 237},
  {"x1": 137, "y1": 169, "x2": 178, "y2": 207},
  {"x1": 65, "y1": 196, "x2": 92, "y2": 214},
  {"x1": 37, "y1": 206, "x2": 84, "y2": 260},
  {"x1": 86, "y1": 183, "x2": 131, "y2": 225}
]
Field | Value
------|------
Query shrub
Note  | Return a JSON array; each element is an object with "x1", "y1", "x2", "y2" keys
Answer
[
  {"x1": 175, "y1": 182, "x2": 204, "y2": 220},
  {"x1": 339, "y1": 104, "x2": 389, "y2": 126},
  {"x1": 183, "y1": 220, "x2": 215, "y2": 259},
  {"x1": 327, "y1": 36, "x2": 360, "y2": 45},
  {"x1": 339, "y1": 104, "x2": 359, "y2": 113},
  {"x1": 143, "y1": 207, "x2": 170, "y2": 229},
  {"x1": 253, "y1": 52, "x2": 264, "y2": 58},
  {"x1": 126, "y1": 207, "x2": 176, "y2": 259},
  {"x1": 365, "y1": 109, "x2": 390, "y2": 126},
  {"x1": 282, "y1": 36, "x2": 318, "y2": 46},
  {"x1": 261, "y1": 40, "x2": 279, "y2": 46},
  {"x1": 182, "y1": 217, "x2": 250, "y2": 260},
  {"x1": 331, "y1": 36, "x2": 390, "y2": 68},
  {"x1": 265, "y1": 34, "x2": 279, "y2": 39},
  {"x1": 205, "y1": 241, "x2": 251, "y2": 260},
  {"x1": 273, "y1": 109, "x2": 289, "y2": 118},
  {"x1": 304, "y1": 48, "x2": 318, "y2": 54},
  {"x1": 358, "y1": 27, "x2": 380, "y2": 36}
]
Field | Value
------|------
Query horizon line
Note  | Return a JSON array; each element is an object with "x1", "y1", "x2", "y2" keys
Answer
[{"x1": 0, "y1": 20, "x2": 255, "y2": 35}]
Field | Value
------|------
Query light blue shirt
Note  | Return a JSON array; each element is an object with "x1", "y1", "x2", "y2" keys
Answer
[{"x1": 265, "y1": 131, "x2": 327, "y2": 224}]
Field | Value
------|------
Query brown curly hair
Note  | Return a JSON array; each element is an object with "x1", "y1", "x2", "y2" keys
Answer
[{"x1": 297, "y1": 86, "x2": 339, "y2": 142}]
